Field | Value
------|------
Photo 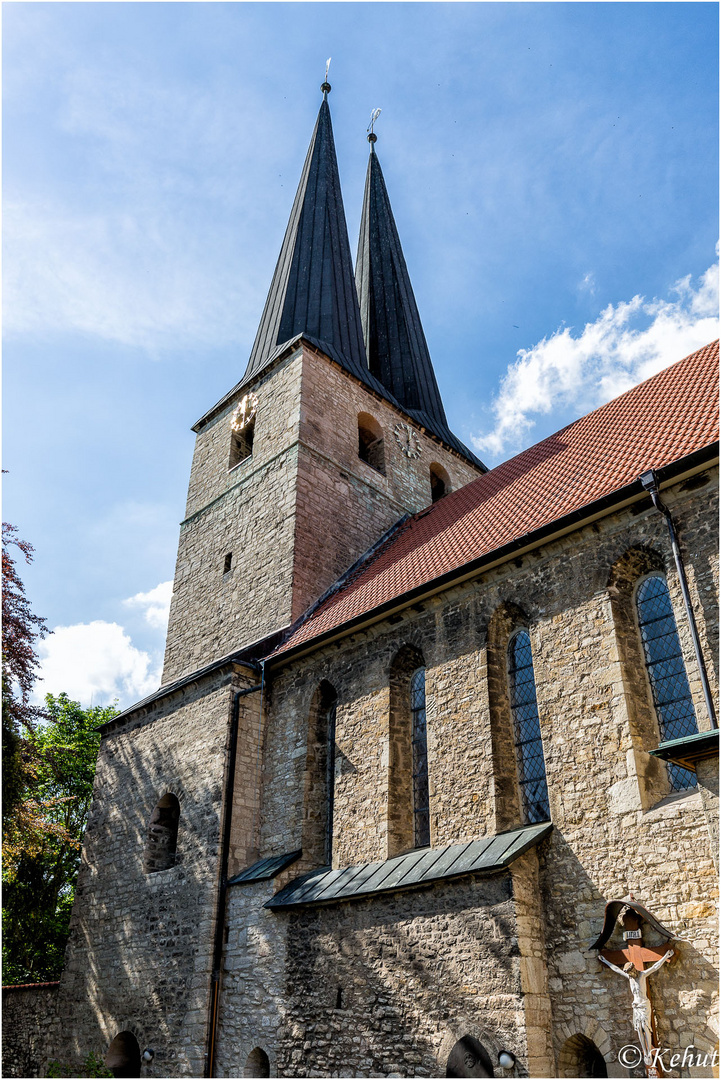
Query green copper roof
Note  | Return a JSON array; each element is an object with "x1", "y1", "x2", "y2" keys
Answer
[
  {"x1": 649, "y1": 728, "x2": 718, "y2": 771},
  {"x1": 265, "y1": 822, "x2": 551, "y2": 910},
  {"x1": 227, "y1": 850, "x2": 302, "y2": 886}
]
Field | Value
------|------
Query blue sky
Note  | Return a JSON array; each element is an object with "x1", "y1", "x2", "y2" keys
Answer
[{"x1": 3, "y1": 2, "x2": 718, "y2": 707}]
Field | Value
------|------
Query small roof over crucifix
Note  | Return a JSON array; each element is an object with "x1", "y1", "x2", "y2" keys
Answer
[{"x1": 592, "y1": 897, "x2": 677, "y2": 973}]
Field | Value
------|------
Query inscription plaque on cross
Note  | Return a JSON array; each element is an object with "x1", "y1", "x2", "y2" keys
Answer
[{"x1": 599, "y1": 910, "x2": 675, "y2": 973}]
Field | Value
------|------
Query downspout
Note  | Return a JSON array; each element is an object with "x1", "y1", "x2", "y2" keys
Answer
[
  {"x1": 205, "y1": 674, "x2": 265, "y2": 1078},
  {"x1": 640, "y1": 470, "x2": 718, "y2": 729}
]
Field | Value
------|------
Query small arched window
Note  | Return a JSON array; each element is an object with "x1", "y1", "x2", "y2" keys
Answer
[
  {"x1": 559, "y1": 1034, "x2": 608, "y2": 1078},
  {"x1": 358, "y1": 413, "x2": 385, "y2": 474},
  {"x1": 244, "y1": 1047, "x2": 270, "y2": 1077},
  {"x1": 446, "y1": 1035, "x2": 495, "y2": 1077},
  {"x1": 429, "y1": 463, "x2": 451, "y2": 503},
  {"x1": 410, "y1": 667, "x2": 430, "y2": 848},
  {"x1": 508, "y1": 631, "x2": 550, "y2": 823},
  {"x1": 106, "y1": 1031, "x2": 141, "y2": 1078},
  {"x1": 144, "y1": 792, "x2": 180, "y2": 873},
  {"x1": 636, "y1": 574, "x2": 698, "y2": 790}
]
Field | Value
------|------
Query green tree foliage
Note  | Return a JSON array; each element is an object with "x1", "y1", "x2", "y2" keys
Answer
[{"x1": 2, "y1": 693, "x2": 118, "y2": 984}]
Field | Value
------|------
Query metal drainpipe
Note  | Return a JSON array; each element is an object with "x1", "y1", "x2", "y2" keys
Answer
[
  {"x1": 639, "y1": 470, "x2": 718, "y2": 730},
  {"x1": 205, "y1": 674, "x2": 264, "y2": 1078}
]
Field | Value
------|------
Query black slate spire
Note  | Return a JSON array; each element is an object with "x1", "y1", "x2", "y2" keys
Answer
[
  {"x1": 355, "y1": 139, "x2": 449, "y2": 429},
  {"x1": 241, "y1": 87, "x2": 367, "y2": 385}
]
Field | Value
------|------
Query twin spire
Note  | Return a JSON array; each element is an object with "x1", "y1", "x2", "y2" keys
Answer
[{"x1": 240, "y1": 84, "x2": 483, "y2": 468}]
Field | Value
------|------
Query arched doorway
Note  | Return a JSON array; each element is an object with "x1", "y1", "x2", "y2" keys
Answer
[
  {"x1": 106, "y1": 1031, "x2": 141, "y2": 1078},
  {"x1": 446, "y1": 1036, "x2": 495, "y2": 1077},
  {"x1": 559, "y1": 1034, "x2": 608, "y2": 1078},
  {"x1": 244, "y1": 1046, "x2": 270, "y2": 1077}
]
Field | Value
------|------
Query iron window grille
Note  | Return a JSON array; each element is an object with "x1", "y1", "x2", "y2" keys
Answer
[
  {"x1": 508, "y1": 630, "x2": 550, "y2": 824},
  {"x1": 636, "y1": 574, "x2": 698, "y2": 790}
]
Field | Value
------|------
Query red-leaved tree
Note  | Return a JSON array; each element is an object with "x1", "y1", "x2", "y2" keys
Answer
[{"x1": 1, "y1": 522, "x2": 68, "y2": 873}]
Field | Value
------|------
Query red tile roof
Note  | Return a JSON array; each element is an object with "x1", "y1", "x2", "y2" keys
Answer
[{"x1": 273, "y1": 341, "x2": 719, "y2": 659}]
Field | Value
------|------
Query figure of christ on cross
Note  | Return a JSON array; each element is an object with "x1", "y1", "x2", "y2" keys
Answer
[{"x1": 598, "y1": 910, "x2": 676, "y2": 1076}]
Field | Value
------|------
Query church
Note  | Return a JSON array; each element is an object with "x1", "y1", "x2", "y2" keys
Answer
[{"x1": 3, "y1": 82, "x2": 718, "y2": 1080}]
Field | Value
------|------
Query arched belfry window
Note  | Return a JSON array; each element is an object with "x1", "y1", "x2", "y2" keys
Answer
[
  {"x1": 144, "y1": 792, "x2": 180, "y2": 873},
  {"x1": 430, "y1": 463, "x2": 451, "y2": 503},
  {"x1": 508, "y1": 631, "x2": 550, "y2": 823},
  {"x1": 636, "y1": 574, "x2": 698, "y2": 790},
  {"x1": 358, "y1": 413, "x2": 385, "y2": 474},
  {"x1": 410, "y1": 668, "x2": 430, "y2": 848}
]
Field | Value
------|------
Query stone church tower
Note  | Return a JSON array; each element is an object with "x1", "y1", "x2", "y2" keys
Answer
[{"x1": 162, "y1": 87, "x2": 484, "y2": 683}]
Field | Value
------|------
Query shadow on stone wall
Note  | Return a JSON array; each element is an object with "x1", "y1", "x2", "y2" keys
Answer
[
  {"x1": 277, "y1": 873, "x2": 522, "y2": 1078},
  {"x1": 40, "y1": 710, "x2": 227, "y2": 1080}
]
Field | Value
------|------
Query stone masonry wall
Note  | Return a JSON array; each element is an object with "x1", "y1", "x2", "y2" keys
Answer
[
  {"x1": 221, "y1": 466, "x2": 718, "y2": 1077},
  {"x1": 163, "y1": 344, "x2": 483, "y2": 682},
  {"x1": 216, "y1": 869, "x2": 535, "y2": 1079},
  {"x1": 45, "y1": 664, "x2": 256, "y2": 1078},
  {"x1": 2, "y1": 985, "x2": 59, "y2": 1079}
]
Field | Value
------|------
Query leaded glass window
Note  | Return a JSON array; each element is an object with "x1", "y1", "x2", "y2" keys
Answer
[
  {"x1": 636, "y1": 575, "x2": 698, "y2": 791},
  {"x1": 410, "y1": 667, "x2": 430, "y2": 847},
  {"x1": 508, "y1": 631, "x2": 550, "y2": 823}
]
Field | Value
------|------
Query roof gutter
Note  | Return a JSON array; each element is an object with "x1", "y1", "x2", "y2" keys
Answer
[{"x1": 267, "y1": 441, "x2": 719, "y2": 669}]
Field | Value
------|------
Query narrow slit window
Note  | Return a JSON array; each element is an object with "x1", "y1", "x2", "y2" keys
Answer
[
  {"x1": 410, "y1": 667, "x2": 430, "y2": 848},
  {"x1": 508, "y1": 631, "x2": 550, "y2": 823},
  {"x1": 223, "y1": 552, "x2": 233, "y2": 574},
  {"x1": 636, "y1": 574, "x2": 698, "y2": 790},
  {"x1": 325, "y1": 694, "x2": 337, "y2": 866}
]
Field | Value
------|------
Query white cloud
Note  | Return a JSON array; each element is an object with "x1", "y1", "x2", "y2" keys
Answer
[
  {"x1": 579, "y1": 271, "x2": 596, "y2": 296},
  {"x1": 123, "y1": 580, "x2": 173, "y2": 630},
  {"x1": 2, "y1": 200, "x2": 254, "y2": 351},
  {"x1": 473, "y1": 260, "x2": 719, "y2": 461},
  {"x1": 35, "y1": 621, "x2": 160, "y2": 709}
]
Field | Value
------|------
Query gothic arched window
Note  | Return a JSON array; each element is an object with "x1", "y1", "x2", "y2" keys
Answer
[
  {"x1": 636, "y1": 574, "x2": 698, "y2": 790},
  {"x1": 508, "y1": 631, "x2": 550, "y2": 823},
  {"x1": 302, "y1": 681, "x2": 338, "y2": 867},
  {"x1": 410, "y1": 667, "x2": 430, "y2": 848}
]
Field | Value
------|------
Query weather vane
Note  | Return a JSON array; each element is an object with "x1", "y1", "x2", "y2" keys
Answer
[
  {"x1": 367, "y1": 107, "x2": 381, "y2": 144},
  {"x1": 321, "y1": 58, "x2": 331, "y2": 94}
]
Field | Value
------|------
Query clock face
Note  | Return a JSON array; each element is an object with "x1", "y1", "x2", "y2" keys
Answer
[
  {"x1": 393, "y1": 422, "x2": 422, "y2": 459},
  {"x1": 231, "y1": 393, "x2": 258, "y2": 433}
]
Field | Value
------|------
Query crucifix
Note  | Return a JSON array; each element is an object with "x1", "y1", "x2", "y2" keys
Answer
[{"x1": 594, "y1": 902, "x2": 677, "y2": 1078}]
